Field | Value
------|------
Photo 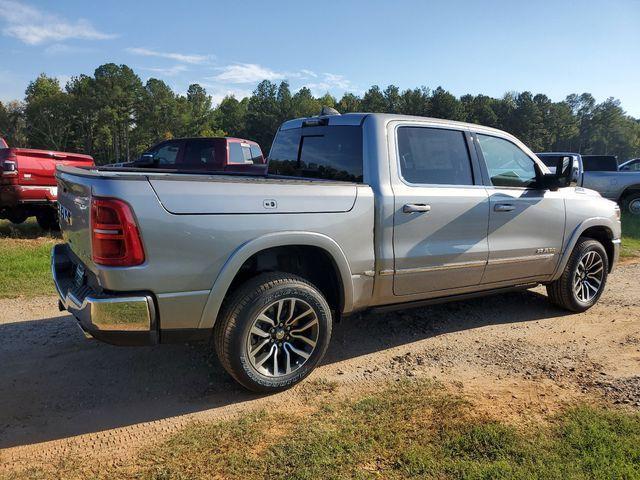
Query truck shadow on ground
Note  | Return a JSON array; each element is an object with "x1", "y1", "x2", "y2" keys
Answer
[{"x1": 0, "y1": 289, "x2": 566, "y2": 449}]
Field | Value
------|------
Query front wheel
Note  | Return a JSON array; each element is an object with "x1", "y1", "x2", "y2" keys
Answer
[
  {"x1": 546, "y1": 238, "x2": 609, "y2": 312},
  {"x1": 214, "y1": 272, "x2": 333, "y2": 393}
]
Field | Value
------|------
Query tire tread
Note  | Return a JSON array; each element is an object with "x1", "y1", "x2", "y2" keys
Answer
[
  {"x1": 213, "y1": 272, "x2": 330, "y2": 392},
  {"x1": 546, "y1": 238, "x2": 608, "y2": 312}
]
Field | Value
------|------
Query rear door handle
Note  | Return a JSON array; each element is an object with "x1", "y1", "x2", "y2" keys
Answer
[
  {"x1": 403, "y1": 203, "x2": 431, "y2": 213},
  {"x1": 494, "y1": 203, "x2": 515, "y2": 212}
]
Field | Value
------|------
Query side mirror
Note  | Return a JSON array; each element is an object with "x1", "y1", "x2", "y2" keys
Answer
[
  {"x1": 135, "y1": 153, "x2": 156, "y2": 167},
  {"x1": 540, "y1": 156, "x2": 579, "y2": 191},
  {"x1": 555, "y1": 156, "x2": 579, "y2": 188}
]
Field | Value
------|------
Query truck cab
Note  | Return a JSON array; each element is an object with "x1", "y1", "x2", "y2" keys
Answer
[{"x1": 116, "y1": 137, "x2": 266, "y2": 175}]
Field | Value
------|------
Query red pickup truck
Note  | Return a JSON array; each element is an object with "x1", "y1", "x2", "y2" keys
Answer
[
  {"x1": 0, "y1": 138, "x2": 94, "y2": 229},
  {"x1": 112, "y1": 137, "x2": 267, "y2": 174}
]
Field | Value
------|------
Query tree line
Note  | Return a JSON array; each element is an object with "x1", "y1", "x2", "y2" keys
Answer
[{"x1": 0, "y1": 63, "x2": 638, "y2": 164}]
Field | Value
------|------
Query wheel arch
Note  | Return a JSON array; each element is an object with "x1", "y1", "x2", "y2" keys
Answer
[
  {"x1": 198, "y1": 232, "x2": 354, "y2": 329},
  {"x1": 552, "y1": 217, "x2": 617, "y2": 280}
]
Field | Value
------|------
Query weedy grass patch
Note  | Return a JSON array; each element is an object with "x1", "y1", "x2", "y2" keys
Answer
[
  {"x1": 0, "y1": 219, "x2": 57, "y2": 298},
  {"x1": 621, "y1": 213, "x2": 640, "y2": 259},
  {"x1": 7, "y1": 380, "x2": 640, "y2": 480}
]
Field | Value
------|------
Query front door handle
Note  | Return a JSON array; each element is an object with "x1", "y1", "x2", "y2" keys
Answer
[
  {"x1": 494, "y1": 203, "x2": 515, "y2": 212},
  {"x1": 403, "y1": 203, "x2": 431, "y2": 213}
]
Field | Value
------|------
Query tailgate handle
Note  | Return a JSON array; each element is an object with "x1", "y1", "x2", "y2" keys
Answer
[
  {"x1": 403, "y1": 203, "x2": 431, "y2": 214},
  {"x1": 51, "y1": 153, "x2": 67, "y2": 159},
  {"x1": 494, "y1": 203, "x2": 515, "y2": 212}
]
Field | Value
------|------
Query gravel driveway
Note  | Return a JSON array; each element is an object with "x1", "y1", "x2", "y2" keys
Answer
[{"x1": 1, "y1": 262, "x2": 639, "y2": 471}]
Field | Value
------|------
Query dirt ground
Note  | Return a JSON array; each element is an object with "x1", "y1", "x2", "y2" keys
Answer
[{"x1": 1, "y1": 262, "x2": 639, "y2": 472}]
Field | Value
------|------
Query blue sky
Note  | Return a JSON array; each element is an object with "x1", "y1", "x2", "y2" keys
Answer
[{"x1": 0, "y1": 0, "x2": 639, "y2": 116}]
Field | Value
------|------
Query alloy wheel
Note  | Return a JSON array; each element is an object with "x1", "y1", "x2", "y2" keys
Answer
[
  {"x1": 246, "y1": 298, "x2": 319, "y2": 377},
  {"x1": 573, "y1": 250, "x2": 604, "y2": 303}
]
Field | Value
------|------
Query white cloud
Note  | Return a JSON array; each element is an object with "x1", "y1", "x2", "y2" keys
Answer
[
  {"x1": 212, "y1": 63, "x2": 286, "y2": 84},
  {"x1": 305, "y1": 73, "x2": 354, "y2": 95},
  {"x1": 212, "y1": 64, "x2": 323, "y2": 84},
  {"x1": 141, "y1": 65, "x2": 188, "y2": 77},
  {"x1": 127, "y1": 47, "x2": 213, "y2": 65},
  {"x1": 0, "y1": 0, "x2": 115, "y2": 45},
  {"x1": 208, "y1": 87, "x2": 254, "y2": 106},
  {"x1": 198, "y1": 82, "x2": 252, "y2": 105}
]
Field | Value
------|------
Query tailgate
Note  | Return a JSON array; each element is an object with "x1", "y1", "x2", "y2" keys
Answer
[
  {"x1": 56, "y1": 170, "x2": 94, "y2": 266},
  {"x1": 15, "y1": 148, "x2": 93, "y2": 186}
]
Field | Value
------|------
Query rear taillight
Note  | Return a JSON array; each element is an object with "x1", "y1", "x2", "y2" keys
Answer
[
  {"x1": 1, "y1": 151, "x2": 18, "y2": 184},
  {"x1": 91, "y1": 197, "x2": 145, "y2": 266}
]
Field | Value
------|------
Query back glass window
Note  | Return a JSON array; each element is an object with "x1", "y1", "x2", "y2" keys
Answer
[{"x1": 268, "y1": 125, "x2": 363, "y2": 182}]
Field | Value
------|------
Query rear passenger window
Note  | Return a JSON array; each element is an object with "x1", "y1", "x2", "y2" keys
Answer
[
  {"x1": 228, "y1": 142, "x2": 247, "y2": 164},
  {"x1": 397, "y1": 127, "x2": 473, "y2": 185},
  {"x1": 269, "y1": 126, "x2": 363, "y2": 182},
  {"x1": 183, "y1": 139, "x2": 216, "y2": 168},
  {"x1": 228, "y1": 142, "x2": 258, "y2": 164}
]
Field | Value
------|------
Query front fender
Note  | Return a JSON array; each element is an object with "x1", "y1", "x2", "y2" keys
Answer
[
  {"x1": 197, "y1": 231, "x2": 354, "y2": 329},
  {"x1": 551, "y1": 216, "x2": 619, "y2": 281}
]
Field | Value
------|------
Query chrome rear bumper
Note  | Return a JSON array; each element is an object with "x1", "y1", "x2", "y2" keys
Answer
[{"x1": 52, "y1": 244, "x2": 158, "y2": 345}]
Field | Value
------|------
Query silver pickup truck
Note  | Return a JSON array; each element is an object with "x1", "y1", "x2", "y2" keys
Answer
[
  {"x1": 53, "y1": 113, "x2": 621, "y2": 392},
  {"x1": 537, "y1": 152, "x2": 640, "y2": 215}
]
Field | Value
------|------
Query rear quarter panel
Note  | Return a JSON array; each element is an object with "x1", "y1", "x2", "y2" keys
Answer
[{"x1": 79, "y1": 174, "x2": 374, "y2": 330}]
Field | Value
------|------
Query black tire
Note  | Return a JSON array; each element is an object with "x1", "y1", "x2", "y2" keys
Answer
[
  {"x1": 36, "y1": 210, "x2": 60, "y2": 231},
  {"x1": 622, "y1": 192, "x2": 640, "y2": 216},
  {"x1": 213, "y1": 272, "x2": 333, "y2": 393},
  {"x1": 7, "y1": 211, "x2": 28, "y2": 225},
  {"x1": 546, "y1": 238, "x2": 609, "y2": 312}
]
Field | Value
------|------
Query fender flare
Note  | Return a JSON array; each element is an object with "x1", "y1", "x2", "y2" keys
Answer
[
  {"x1": 197, "y1": 231, "x2": 354, "y2": 329},
  {"x1": 551, "y1": 217, "x2": 616, "y2": 281}
]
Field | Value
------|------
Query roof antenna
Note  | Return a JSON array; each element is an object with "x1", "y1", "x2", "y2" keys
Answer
[{"x1": 319, "y1": 106, "x2": 340, "y2": 116}]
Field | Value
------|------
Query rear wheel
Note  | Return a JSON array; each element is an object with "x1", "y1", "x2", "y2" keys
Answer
[
  {"x1": 622, "y1": 192, "x2": 640, "y2": 216},
  {"x1": 36, "y1": 209, "x2": 60, "y2": 231},
  {"x1": 7, "y1": 211, "x2": 28, "y2": 225},
  {"x1": 546, "y1": 238, "x2": 608, "y2": 312},
  {"x1": 214, "y1": 272, "x2": 332, "y2": 393}
]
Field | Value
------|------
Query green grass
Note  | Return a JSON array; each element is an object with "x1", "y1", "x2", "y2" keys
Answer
[
  {"x1": 0, "y1": 219, "x2": 57, "y2": 298},
  {"x1": 0, "y1": 210, "x2": 638, "y2": 300},
  {"x1": 8, "y1": 381, "x2": 640, "y2": 480},
  {"x1": 621, "y1": 213, "x2": 640, "y2": 259}
]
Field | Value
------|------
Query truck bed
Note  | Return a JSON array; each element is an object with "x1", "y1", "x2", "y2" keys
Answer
[{"x1": 55, "y1": 164, "x2": 375, "y2": 330}]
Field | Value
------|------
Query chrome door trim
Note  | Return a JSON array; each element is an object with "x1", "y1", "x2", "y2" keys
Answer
[
  {"x1": 387, "y1": 259, "x2": 487, "y2": 276},
  {"x1": 487, "y1": 253, "x2": 555, "y2": 265}
]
